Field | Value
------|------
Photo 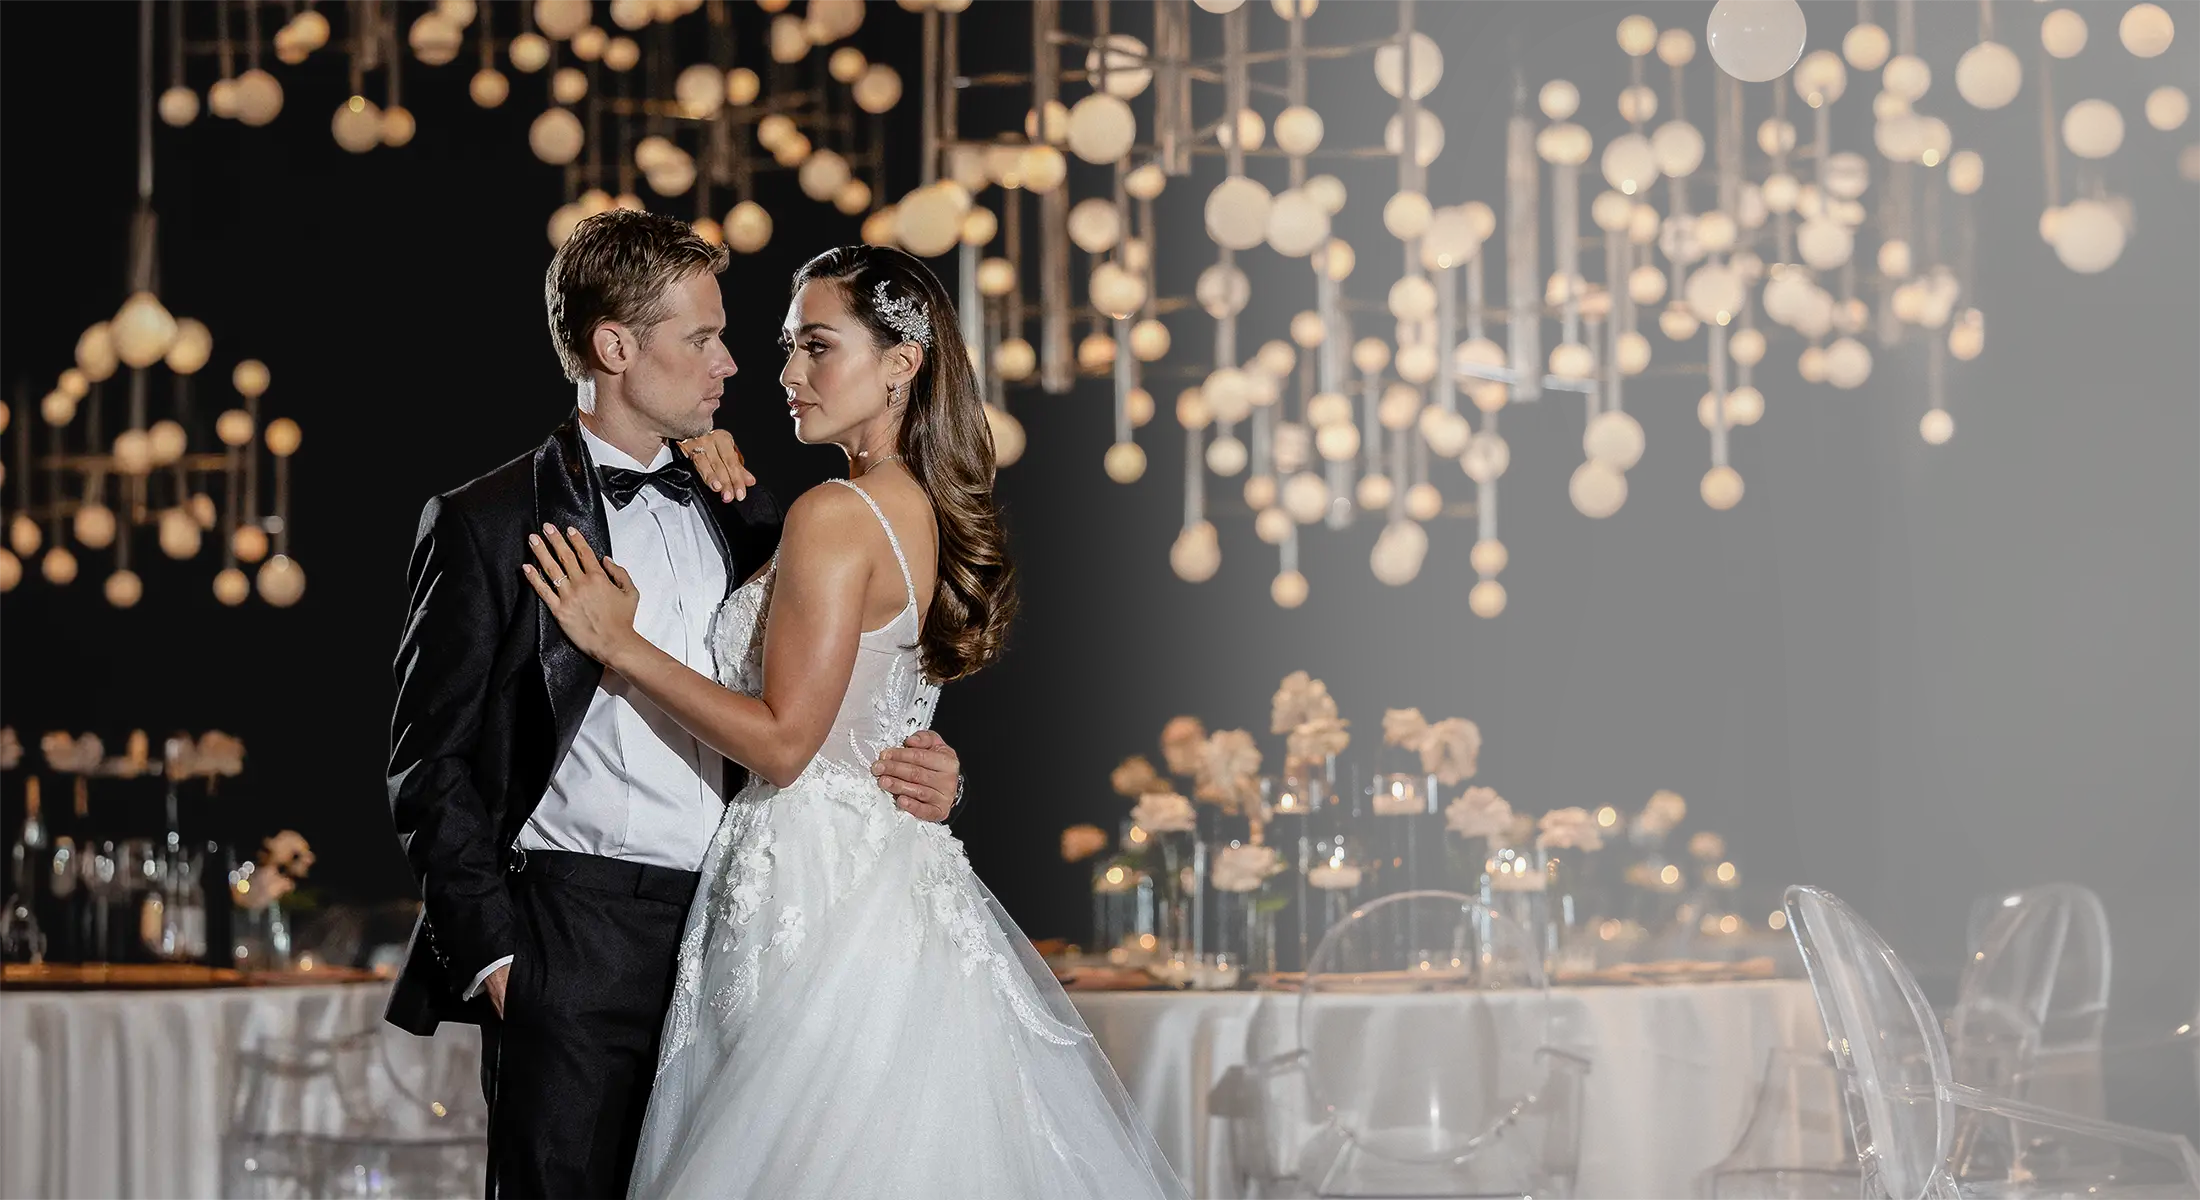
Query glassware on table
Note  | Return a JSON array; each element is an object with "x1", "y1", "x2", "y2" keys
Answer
[
  {"x1": 1091, "y1": 820, "x2": 1156, "y2": 965},
  {"x1": 3, "y1": 779, "x2": 47, "y2": 964},
  {"x1": 0, "y1": 892, "x2": 43, "y2": 964},
  {"x1": 1481, "y1": 843, "x2": 1557, "y2": 973},
  {"x1": 1259, "y1": 769, "x2": 1322, "y2": 975},
  {"x1": 1361, "y1": 766, "x2": 1442, "y2": 901},
  {"x1": 1173, "y1": 804, "x2": 1253, "y2": 989},
  {"x1": 1210, "y1": 834, "x2": 1290, "y2": 983},
  {"x1": 230, "y1": 859, "x2": 296, "y2": 971},
  {"x1": 86, "y1": 841, "x2": 123, "y2": 963}
]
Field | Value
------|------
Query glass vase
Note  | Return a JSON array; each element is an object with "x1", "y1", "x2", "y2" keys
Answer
[
  {"x1": 1305, "y1": 817, "x2": 1364, "y2": 958},
  {"x1": 1188, "y1": 805, "x2": 1255, "y2": 980},
  {"x1": 232, "y1": 900, "x2": 294, "y2": 972},
  {"x1": 1146, "y1": 830, "x2": 1200, "y2": 985},
  {"x1": 1364, "y1": 766, "x2": 1452, "y2": 898},
  {"x1": 1090, "y1": 848, "x2": 1154, "y2": 966},
  {"x1": 1482, "y1": 844, "x2": 1553, "y2": 975},
  {"x1": 1258, "y1": 773, "x2": 1317, "y2": 974}
]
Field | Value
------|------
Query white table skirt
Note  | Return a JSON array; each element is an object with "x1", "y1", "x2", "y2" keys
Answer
[
  {"x1": 1072, "y1": 979, "x2": 1824, "y2": 1199},
  {"x1": 4, "y1": 978, "x2": 1818, "y2": 1199},
  {"x1": 1, "y1": 982, "x2": 480, "y2": 1200}
]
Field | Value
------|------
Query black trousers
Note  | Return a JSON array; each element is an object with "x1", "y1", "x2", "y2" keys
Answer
[{"x1": 479, "y1": 849, "x2": 701, "y2": 1199}]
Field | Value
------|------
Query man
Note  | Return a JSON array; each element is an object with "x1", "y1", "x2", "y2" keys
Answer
[{"x1": 386, "y1": 209, "x2": 964, "y2": 1197}]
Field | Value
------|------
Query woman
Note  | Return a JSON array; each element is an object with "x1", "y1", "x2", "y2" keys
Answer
[{"x1": 522, "y1": 245, "x2": 1183, "y2": 1199}]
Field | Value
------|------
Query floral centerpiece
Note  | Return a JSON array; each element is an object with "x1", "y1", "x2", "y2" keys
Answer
[
  {"x1": 1210, "y1": 842, "x2": 1288, "y2": 981},
  {"x1": 1622, "y1": 790, "x2": 1691, "y2": 930},
  {"x1": 1443, "y1": 785, "x2": 1514, "y2": 891},
  {"x1": 165, "y1": 731, "x2": 247, "y2": 784},
  {"x1": 1540, "y1": 805, "x2": 1610, "y2": 898},
  {"x1": 40, "y1": 732, "x2": 104, "y2": 775},
  {"x1": 1192, "y1": 728, "x2": 1263, "y2": 817},
  {"x1": 1159, "y1": 716, "x2": 1208, "y2": 779},
  {"x1": 231, "y1": 830, "x2": 313, "y2": 970}
]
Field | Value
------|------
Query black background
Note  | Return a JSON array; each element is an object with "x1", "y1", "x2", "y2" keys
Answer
[{"x1": 4, "y1": 2, "x2": 2196, "y2": 1030}]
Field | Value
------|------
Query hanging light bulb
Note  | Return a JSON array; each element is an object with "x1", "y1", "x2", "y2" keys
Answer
[
  {"x1": 1373, "y1": 32, "x2": 1443, "y2": 99},
  {"x1": 2147, "y1": 87, "x2": 2190, "y2": 131},
  {"x1": 1569, "y1": 460, "x2": 1628, "y2": 518},
  {"x1": 111, "y1": 291, "x2": 179, "y2": 369},
  {"x1": 2062, "y1": 99, "x2": 2126, "y2": 159},
  {"x1": 1701, "y1": 466, "x2": 1744, "y2": 510},
  {"x1": 1066, "y1": 94, "x2": 1137, "y2": 164},
  {"x1": 1602, "y1": 133, "x2": 1659, "y2": 195},
  {"x1": 1844, "y1": 22, "x2": 1891, "y2": 70},
  {"x1": 2120, "y1": 4, "x2": 2175, "y2": 57},
  {"x1": 159, "y1": 86, "x2": 200, "y2": 126},
  {"x1": 854, "y1": 65, "x2": 904, "y2": 114},
  {"x1": 1704, "y1": 0, "x2": 1808, "y2": 82},
  {"x1": 1955, "y1": 41, "x2": 2023, "y2": 110},
  {"x1": 1584, "y1": 411, "x2": 1646, "y2": 470},
  {"x1": 2052, "y1": 199, "x2": 2126, "y2": 273},
  {"x1": 2041, "y1": 9, "x2": 2088, "y2": 58}
]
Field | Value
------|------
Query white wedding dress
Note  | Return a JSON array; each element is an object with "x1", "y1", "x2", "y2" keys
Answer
[{"x1": 628, "y1": 479, "x2": 1183, "y2": 1200}]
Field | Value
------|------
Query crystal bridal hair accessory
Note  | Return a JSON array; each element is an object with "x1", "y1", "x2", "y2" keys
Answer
[{"x1": 873, "y1": 279, "x2": 931, "y2": 348}]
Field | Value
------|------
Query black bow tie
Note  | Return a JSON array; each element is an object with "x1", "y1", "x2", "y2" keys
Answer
[{"x1": 600, "y1": 460, "x2": 701, "y2": 509}]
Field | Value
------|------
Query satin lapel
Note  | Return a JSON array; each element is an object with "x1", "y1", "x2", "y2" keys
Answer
[
  {"x1": 698, "y1": 492, "x2": 737, "y2": 602},
  {"x1": 534, "y1": 415, "x2": 614, "y2": 778}
]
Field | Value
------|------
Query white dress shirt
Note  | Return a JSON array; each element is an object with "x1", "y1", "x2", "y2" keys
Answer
[{"x1": 470, "y1": 422, "x2": 728, "y2": 999}]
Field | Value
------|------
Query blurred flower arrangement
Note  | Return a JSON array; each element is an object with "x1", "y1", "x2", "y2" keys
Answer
[
  {"x1": 1059, "y1": 672, "x2": 1764, "y2": 986},
  {"x1": 40, "y1": 732, "x2": 108, "y2": 775},
  {"x1": 35, "y1": 729, "x2": 245, "y2": 778},
  {"x1": 232, "y1": 830, "x2": 313, "y2": 911},
  {"x1": 165, "y1": 732, "x2": 246, "y2": 782},
  {"x1": 1382, "y1": 708, "x2": 1483, "y2": 787},
  {"x1": 1445, "y1": 786, "x2": 1515, "y2": 841},
  {"x1": 1059, "y1": 825, "x2": 1108, "y2": 864}
]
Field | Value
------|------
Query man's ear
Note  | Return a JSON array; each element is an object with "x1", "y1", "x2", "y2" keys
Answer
[{"x1": 589, "y1": 321, "x2": 633, "y2": 376}]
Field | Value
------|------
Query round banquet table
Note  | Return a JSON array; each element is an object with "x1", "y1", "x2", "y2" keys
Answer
[
  {"x1": 1070, "y1": 978, "x2": 1825, "y2": 1200},
  {"x1": 3, "y1": 977, "x2": 1820, "y2": 1199}
]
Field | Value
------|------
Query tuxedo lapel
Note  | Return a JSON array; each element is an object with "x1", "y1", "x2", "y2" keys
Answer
[
  {"x1": 696, "y1": 490, "x2": 737, "y2": 602},
  {"x1": 710, "y1": 485, "x2": 785, "y2": 594},
  {"x1": 533, "y1": 415, "x2": 614, "y2": 778}
]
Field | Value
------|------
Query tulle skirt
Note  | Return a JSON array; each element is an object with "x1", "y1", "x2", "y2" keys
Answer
[{"x1": 628, "y1": 767, "x2": 1184, "y2": 1200}]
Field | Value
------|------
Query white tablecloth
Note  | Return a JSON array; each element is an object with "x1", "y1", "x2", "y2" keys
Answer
[
  {"x1": 1, "y1": 982, "x2": 479, "y2": 1200},
  {"x1": 1072, "y1": 979, "x2": 1823, "y2": 1199},
  {"x1": 4, "y1": 978, "x2": 1818, "y2": 1199}
]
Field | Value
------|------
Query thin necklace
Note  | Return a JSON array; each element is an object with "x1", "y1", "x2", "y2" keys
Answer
[{"x1": 855, "y1": 452, "x2": 903, "y2": 477}]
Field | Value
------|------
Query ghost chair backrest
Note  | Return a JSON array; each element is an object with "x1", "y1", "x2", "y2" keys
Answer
[
  {"x1": 1298, "y1": 889, "x2": 1577, "y2": 1196},
  {"x1": 1790, "y1": 887, "x2": 2200, "y2": 1198},
  {"x1": 1959, "y1": 883, "x2": 2111, "y2": 1054},
  {"x1": 1784, "y1": 885, "x2": 1954, "y2": 1200},
  {"x1": 1954, "y1": 883, "x2": 2112, "y2": 1136}
]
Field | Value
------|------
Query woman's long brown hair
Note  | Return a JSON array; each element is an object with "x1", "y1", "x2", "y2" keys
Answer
[{"x1": 791, "y1": 245, "x2": 1017, "y2": 682}]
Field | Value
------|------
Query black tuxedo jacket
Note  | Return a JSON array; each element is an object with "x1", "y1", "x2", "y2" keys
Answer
[{"x1": 384, "y1": 415, "x2": 782, "y2": 1035}]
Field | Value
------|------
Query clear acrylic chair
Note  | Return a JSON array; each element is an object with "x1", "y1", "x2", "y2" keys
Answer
[
  {"x1": 224, "y1": 1026, "x2": 485, "y2": 1198},
  {"x1": 1289, "y1": 889, "x2": 1589, "y2": 1198},
  {"x1": 1703, "y1": 1046, "x2": 1863, "y2": 1198},
  {"x1": 1950, "y1": 884, "x2": 2114, "y2": 1180},
  {"x1": 1213, "y1": 990, "x2": 1328, "y2": 1198},
  {"x1": 1783, "y1": 885, "x2": 2200, "y2": 1198}
]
